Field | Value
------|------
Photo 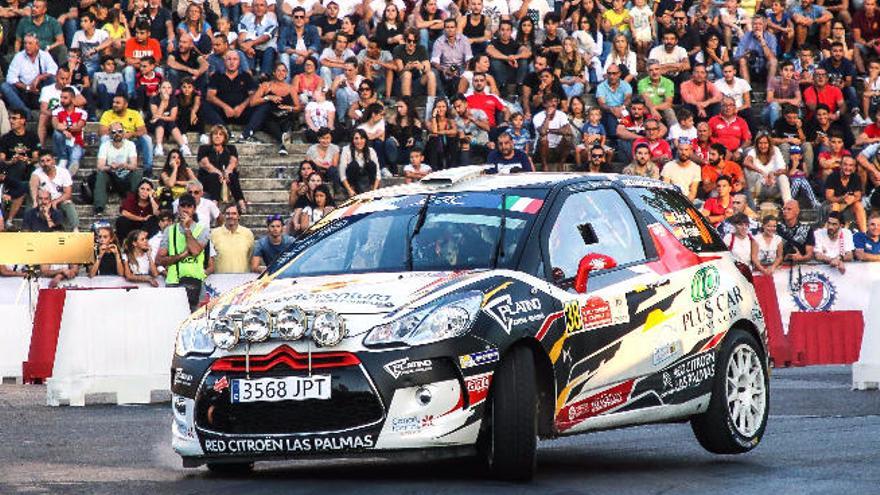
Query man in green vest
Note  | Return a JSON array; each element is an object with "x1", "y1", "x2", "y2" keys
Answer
[{"x1": 157, "y1": 193, "x2": 209, "y2": 311}]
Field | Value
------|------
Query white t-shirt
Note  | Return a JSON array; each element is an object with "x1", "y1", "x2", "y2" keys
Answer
[
  {"x1": 813, "y1": 228, "x2": 855, "y2": 259},
  {"x1": 723, "y1": 232, "x2": 753, "y2": 265},
  {"x1": 509, "y1": 0, "x2": 551, "y2": 25},
  {"x1": 282, "y1": 0, "x2": 320, "y2": 14},
  {"x1": 667, "y1": 123, "x2": 698, "y2": 144},
  {"x1": 367, "y1": 0, "x2": 406, "y2": 23},
  {"x1": 306, "y1": 100, "x2": 336, "y2": 129},
  {"x1": 661, "y1": 160, "x2": 702, "y2": 195},
  {"x1": 648, "y1": 45, "x2": 689, "y2": 75},
  {"x1": 39, "y1": 85, "x2": 80, "y2": 113},
  {"x1": 97, "y1": 140, "x2": 138, "y2": 168},
  {"x1": 532, "y1": 110, "x2": 570, "y2": 148},
  {"x1": 745, "y1": 147, "x2": 785, "y2": 175},
  {"x1": 31, "y1": 167, "x2": 73, "y2": 201},
  {"x1": 404, "y1": 163, "x2": 433, "y2": 176},
  {"x1": 754, "y1": 233, "x2": 782, "y2": 266},
  {"x1": 71, "y1": 29, "x2": 110, "y2": 62},
  {"x1": 123, "y1": 251, "x2": 152, "y2": 276},
  {"x1": 334, "y1": 0, "x2": 362, "y2": 17},
  {"x1": 717, "y1": 77, "x2": 752, "y2": 109}
]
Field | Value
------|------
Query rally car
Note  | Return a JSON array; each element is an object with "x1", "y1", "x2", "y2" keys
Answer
[{"x1": 171, "y1": 167, "x2": 770, "y2": 480}]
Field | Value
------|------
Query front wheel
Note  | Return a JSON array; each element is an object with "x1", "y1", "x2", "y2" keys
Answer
[
  {"x1": 691, "y1": 329, "x2": 769, "y2": 454},
  {"x1": 479, "y1": 345, "x2": 538, "y2": 481}
]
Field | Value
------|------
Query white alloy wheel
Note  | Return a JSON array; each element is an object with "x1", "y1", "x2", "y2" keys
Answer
[{"x1": 726, "y1": 344, "x2": 767, "y2": 438}]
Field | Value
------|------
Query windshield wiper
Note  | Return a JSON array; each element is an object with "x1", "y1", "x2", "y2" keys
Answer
[
  {"x1": 406, "y1": 194, "x2": 432, "y2": 271},
  {"x1": 492, "y1": 193, "x2": 507, "y2": 268}
]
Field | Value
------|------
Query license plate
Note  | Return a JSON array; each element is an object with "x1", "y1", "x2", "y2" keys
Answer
[{"x1": 231, "y1": 376, "x2": 331, "y2": 403}]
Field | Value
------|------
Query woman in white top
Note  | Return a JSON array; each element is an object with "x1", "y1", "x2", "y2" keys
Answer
[
  {"x1": 743, "y1": 132, "x2": 791, "y2": 203},
  {"x1": 723, "y1": 213, "x2": 757, "y2": 267},
  {"x1": 602, "y1": 34, "x2": 638, "y2": 85},
  {"x1": 751, "y1": 216, "x2": 784, "y2": 276},
  {"x1": 122, "y1": 229, "x2": 160, "y2": 287}
]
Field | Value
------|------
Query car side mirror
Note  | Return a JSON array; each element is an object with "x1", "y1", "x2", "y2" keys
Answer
[{"x1": 574, "y1": 253, "x2": 618, "y2": 294}]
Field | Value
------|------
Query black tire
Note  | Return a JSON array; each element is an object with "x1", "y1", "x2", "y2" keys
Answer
[
  {"x1": 206, "y1": 462, "x2": 254, "y2": 476},
  {"x1": 479, "y1": 345, "x2": 538, "y2": 481},
  {"x1": 691, "y1": 329, "x2": 769, "y2": 454}
]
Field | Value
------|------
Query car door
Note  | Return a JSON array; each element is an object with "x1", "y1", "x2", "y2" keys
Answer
[{"x1": 540, "y1": 186, "x2": 666, "y2": 431}]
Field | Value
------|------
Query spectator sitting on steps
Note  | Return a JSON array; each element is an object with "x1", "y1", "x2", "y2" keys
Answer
[
  {"x1": 22, "y1": 189, "x2": 64, "y2": 232},
  {"x1": 28, "y1": 153, "x2": 78, "y2": 231},
  {"x1": 93, "y1": 122, "x2": 143, "y2": 216},
  {"x1": 855, "y1": 213, "x2": 880, "y2": 261},
  {"x1": 813, "y1": 211, "x2": 854, "y2": 274}
]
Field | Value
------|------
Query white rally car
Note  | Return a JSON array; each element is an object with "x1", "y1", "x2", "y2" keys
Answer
[{"x1": 171, "y1": 168, "x2": 770, "y2": 480}]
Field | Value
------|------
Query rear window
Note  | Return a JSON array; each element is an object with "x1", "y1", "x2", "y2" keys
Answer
[{"x1": 625, "y1": 187, "x2": 727, "y2": 253}]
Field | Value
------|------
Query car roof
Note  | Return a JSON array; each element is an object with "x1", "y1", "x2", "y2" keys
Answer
[{"x1": 353, "y1": 167, "x2": 671, "y2": 201}]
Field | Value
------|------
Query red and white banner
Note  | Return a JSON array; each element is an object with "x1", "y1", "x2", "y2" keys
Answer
[{"x1": 770, "y1": 263, "x2": 880, "y2": 334}]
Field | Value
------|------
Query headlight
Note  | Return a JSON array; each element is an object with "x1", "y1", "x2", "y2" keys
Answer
[
  {"x1": 363, "y1": 291, "x2": 482, "y2": 347},
  {"x1": 312, "y1": 310, "x2": 346, "y2": 347},
  {"x1": 211, "y1": 317, "x2": 239, "y2": 350},
  {"x1": 241, "y1": 307, "x2": 271, "y2": 342},
  {"x1": 175, "y1": 318, "x2": 215, "y2": 357},
  {"x1": 275, "y1": 305, "x2": 307, "y2": 340}
]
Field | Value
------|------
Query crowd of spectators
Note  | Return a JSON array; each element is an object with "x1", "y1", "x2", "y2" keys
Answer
[{"x1": 1, "y1": 0, "x2": 880, "y2": 291}]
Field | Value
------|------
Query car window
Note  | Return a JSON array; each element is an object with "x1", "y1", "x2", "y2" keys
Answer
[
  {"x1": 626, "y1": 187, "x2": 727, "y2": 253},
  {"x1": 547, "y1": 188, "x2": 646, "y2": 281}
]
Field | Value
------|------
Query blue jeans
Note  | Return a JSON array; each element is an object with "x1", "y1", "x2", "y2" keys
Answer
[
  {"x1": 221, "y1": 4, "x2": 242, "y2": 27},
  {"x1": 53, "y1": 131, "x2": 84, "y2": 169},
  {"x1": 489, "y1": 58, "x2": 529, "y2": 89},
  {"x1": 101, "y1": 134, "x2": 154, "y2": 177},
  {"x1": 334, "y1": 86, "x2": 358, "y2": 124},
  {"x1": 63, "y1": 18, "x2": 78, "y2": 47},
  {"x1": 246, "y1": 48, "x2": 277, "y2": 76},
  {"x1": 1, "y1": 77, "x2": 54, "y2": 111},
  {"x1": 562, "y1": 82, "x2": 585, "y2": 99},
  {"x1": 763, "y1": 102, "x2": 782, "y2": 128}
]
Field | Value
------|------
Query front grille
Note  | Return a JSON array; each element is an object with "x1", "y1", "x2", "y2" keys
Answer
[{"x1": 196, "y1": 365, "x2": 384, "y2": 435}]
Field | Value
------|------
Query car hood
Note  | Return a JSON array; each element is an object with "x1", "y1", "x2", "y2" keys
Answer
[{"x1": 204, "y1": 270, "x2": 488, "y2": 318}]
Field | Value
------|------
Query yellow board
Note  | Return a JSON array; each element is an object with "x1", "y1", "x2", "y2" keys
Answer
[{"x1": 0, "y1": 233, "x2": 96, "y2": 265}]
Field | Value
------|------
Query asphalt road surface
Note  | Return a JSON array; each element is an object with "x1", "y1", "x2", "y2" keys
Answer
[{"x1": 1, "y1": 365, "x2": 878, "y2": 495}]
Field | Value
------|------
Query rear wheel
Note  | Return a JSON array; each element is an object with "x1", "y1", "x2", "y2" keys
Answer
[
  {"x1": 691, "y1": 329, "x2": 769, "y2": 454},
  {"x1": 479, "y1": 345, "x2": 538, "y2": 481},
  {"x1": 206, "y1": 462, "x2": 254, "y2": 476}
]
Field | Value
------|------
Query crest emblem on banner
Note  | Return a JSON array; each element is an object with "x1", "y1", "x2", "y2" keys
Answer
[{"x1": 791, "y1": 271, "x2": 837, "y2": 311}]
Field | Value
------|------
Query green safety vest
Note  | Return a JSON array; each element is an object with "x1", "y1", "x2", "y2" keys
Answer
[{"x1": 166, "y1": 223, "x2": 206, "y2": 284}]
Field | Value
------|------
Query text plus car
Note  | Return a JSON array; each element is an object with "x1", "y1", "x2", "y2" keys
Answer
[{"x1": 171, "y1": 167, "x2": 770, "y2": 480}]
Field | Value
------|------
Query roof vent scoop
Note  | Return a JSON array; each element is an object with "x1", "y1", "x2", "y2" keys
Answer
[{"x1": 420, "y1": 165, "x2": 493, "y2": 186}]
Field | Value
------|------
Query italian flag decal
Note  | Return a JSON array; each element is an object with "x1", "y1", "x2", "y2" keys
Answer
[{"x1": 503, "y1": 196, "x2": 543, "y2": 214}]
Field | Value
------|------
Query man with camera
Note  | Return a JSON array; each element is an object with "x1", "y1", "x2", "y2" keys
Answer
[
  {"x1": 431, "y1": 18, "x2": 473, "y2": 99},
  {"x1": 157, "y1": 193, "x2": 209, "y2": 311}
]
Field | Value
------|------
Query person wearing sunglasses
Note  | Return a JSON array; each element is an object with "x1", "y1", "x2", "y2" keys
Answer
[
  {"x1": 279, "y1": 6, "x2": 321, "y2": 78},
  {"x1": 392, "y1": 27, "x2": 438, "y2": 117},
  {"x1": 250, "y1": 214, "x2": 295, "y2": 273}
]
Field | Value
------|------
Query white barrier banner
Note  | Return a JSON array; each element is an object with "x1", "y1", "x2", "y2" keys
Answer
[{"x1": 772, "y1": 263, "x2": 880, "y2": 334}]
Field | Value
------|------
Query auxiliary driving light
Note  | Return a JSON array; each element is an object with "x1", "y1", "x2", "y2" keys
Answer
[
  {"x1": 275, "y1": 305, "x2": 308, "y2": 340},
  {"x1": 211, "y1": 317, "x2": 239, "y2": 350},
  {"x1": 312, "y1": 310, "x2": 346, "y2": 347},
  {"x1": 241, "y1": 307, "x2": 271, "y2": 342}
]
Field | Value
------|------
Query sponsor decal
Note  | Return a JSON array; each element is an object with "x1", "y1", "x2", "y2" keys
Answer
[
  {"x1": 213, "y1": 376, "x2": 229, "y2": 393},
  {"x1": 660, "y1": 352, "x2": 716, "y2": 399},
  {"x1": 173, "y1": 369, "x2": 194, "y2": 388},
  {"x1": 384, "y1": 357, "x2": 433, "y2": 379},
  {"x1": 459, "y1": 348, "x2": 500, "y2": 369},
  {"x1": 464, "y1": 372, "x2": 492, "y2": 405},
  {"x1": 691, "y1": 265, "x2": 721, "y2": 302},
  {"x1": 564, "y1": 296, "x2": 630, "y2": 335},
  {"x1": 791, "y1": 271, "x2": 837, "y2": 312},
  {"x1": 681, "y1": 286, "x2": 744, "y2": 336},
  {"x1": 203, "y1": 434, "x2": 375, "y2": 454},
  {"x1": 652, "y1": 337, "x2": 683, "y2": 366},
  {"x1": 482, "y1": 293, "x2": 544, "y2": 334},
  {"x1": 391, "y1": 414, "x2": 435, "y2": 435},
  {"x1": 557, "y1": 380, "x2": 634, "y2": 431},
  {"x1": 752, "y1": 306, "x2": 765, "y2": 322},
  {"x1": 287, "y1": 291, "x2": 395, "y2": 308}
]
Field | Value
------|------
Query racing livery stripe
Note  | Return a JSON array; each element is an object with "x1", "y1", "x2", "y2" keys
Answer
[
  {"x1": 535, "y1": 311, "x2": 564, "y2": 341},
  {"x1": 555, "y1": 379, "x2": 635, "y2": 432}
]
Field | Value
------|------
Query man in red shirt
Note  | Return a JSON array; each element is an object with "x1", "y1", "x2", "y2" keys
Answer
[
  {"x1": 817, "y1": 130, "x2": 851, "y2": 180},
  {"x1": 803, "y1": 68, "x2": 844, "y2": 121},
  {"x1": 124, "y1": 21, "x2": 163, "y2": 101},
  {"x1": 465, "y1": 72, "x2": 509, "y2": 146},
  {"x1": 632, "y1": 119, "x2": 673, "y2": 169},
  {"x1": 708, "y1": 96, "x2": 752, "y2": 161},
  {"x1": 134, "y1": 56, "x2": 163, "y2": 111},
  {"x1": 853, "y1": 0, "x2": 880, "y2": 73},
  {"x1": 701, "y1": 175, "x2": 735, "y2": 226},
  {"x1": 691, "y1": 121, "x2": 712, "y2": 165},
  {"x1": 51, "y1": 87, "x2": 87, "y2": 175},
  {"x1": 701, "y1": 143, "x2": 745, "y2": 198}
]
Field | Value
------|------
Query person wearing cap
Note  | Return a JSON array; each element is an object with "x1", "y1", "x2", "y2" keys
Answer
[
  {"x1": 250, "y1": 213, "x2": 294, "y2": 272},
  {"x1": 0, "y1": 162, "x2": 28, "y2": 228},
  {"x1": 157, "y1": 192, "x2": 210, "y2": 310},
  {"x1": 211, "y1": 202, "x2": 254, "y2": 274},
  {"x1": 661, "y1": 138, "x2": 701, "y2": 201}
]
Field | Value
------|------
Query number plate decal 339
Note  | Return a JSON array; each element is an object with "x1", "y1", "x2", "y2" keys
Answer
[{"x1": 231, "y1": 376, "x2": 332, "y2": 403}]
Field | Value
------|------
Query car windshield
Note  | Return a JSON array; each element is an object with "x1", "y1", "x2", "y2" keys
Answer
[{"x1": 270, "y1": 192, "x2": 545, "y2": 277}]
